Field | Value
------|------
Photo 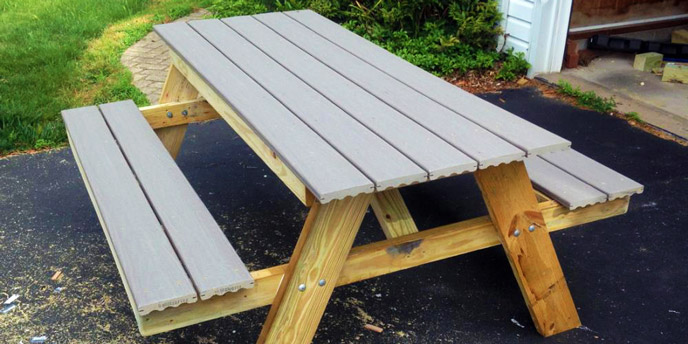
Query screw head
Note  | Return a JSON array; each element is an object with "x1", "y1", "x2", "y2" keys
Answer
[
  {"x1": 298, "y1": 284, "x2": 306, "y2": 292},
  {"x1": 513, "y1": 229, "x2": 521, "y2": 237},
  {"x1": 166, "y1": 111, "x2": 173, "y2": 118},
  {"x1": 318, "y1": 279, "x2": 326, "y2": 287},
  {"x1": 528, "y1": 224, "x2": 536, "y2": 232},
  {"x1": 182, "y1": 109, "x2": 188, "y2": 116}
]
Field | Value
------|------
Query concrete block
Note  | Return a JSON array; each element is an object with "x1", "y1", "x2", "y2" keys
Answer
[
  {"x1": 633, "y1": 52, "x2": 663, "y2": 72},
  {"x1": 671, "y1": 29, "x2": 688, "y2": 44},
  {"x1": 662, "y1": 63, "x2": 688, "y2": 84}
]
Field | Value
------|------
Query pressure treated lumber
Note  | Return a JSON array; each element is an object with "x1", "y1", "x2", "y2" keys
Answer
[
  {"x1": 633, "y1": 52, "x2": 663, "y2": 72},
  {"x1": 224, "y1": 16, "x2": 477, "y2": 179},
  {"x1": 167, "y1": 51, "x2": 315, "y2": 207},
  {"x1": 255, "y1": 12, "x2": 525, "y2": 168},
  {"x1": 672, "y1": 29, "x2": 688, "y2": 44},
  {"x1": 285, "y1": 10, "x2": 571, "y2": 155},
  {"x1": 100, "y1": 100, "x2": 254, "y2": 300},
  {"x1": 155, "y1": 64, "x2": 199, "y2": 158},
  {"x1": 62, "y1": 106, "x2": 197, "y2": 316},
  {"x1": 155, "y1": 22, "x2": 374, "y2": 203},
  {"x1": 525, "y1": 156, "x2": 607, "y2": 209},
  {"x1": 370, "y1": 189, "x2": 419, "y2": 238},
  {"x1": 191, "y1": 19, "x2": 427, "y2": 189},
  {"x1": 258, "y1": 194, "x2": 372, "y2": 343},
  {"x1": 662, "y1": 62, "x2": 688, "y2": 84},
  {"x1": 139, "y1": 99, "x2": 219, "y2": 129},
  {"x1": 137, "y1": 197, "x2": 629, "y2": 336},
  {"x1": 474, "y1": 162, "x2": 580, "y2": 336},
  {"x1": 539, "y1": 149, "x2": 644, "y2": 200}
]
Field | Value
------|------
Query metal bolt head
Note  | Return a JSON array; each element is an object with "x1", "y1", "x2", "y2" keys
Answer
[
  {"x1": 528, "y1": 224, "x2": 536, "y2": 232},
  {"x1": 182, "y1": 109, "x2": 188, "y2": 116},
  {"x1": 318, "y1": 279, "x2": 326, "y2": 287},
  {"x1": 513, "y1": 229, "x2": 521, "y2": 237},
  {"x1": 166, "y1": 111, "x2": 173, "y2": 118},
  {"x1": 298, "y1": 284, "x2": 306, "y2": 292}
]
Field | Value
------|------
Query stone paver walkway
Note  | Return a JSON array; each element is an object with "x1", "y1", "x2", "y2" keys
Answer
[{"x1": 121, "y1": 9, "x2": 210, "y2": 104}]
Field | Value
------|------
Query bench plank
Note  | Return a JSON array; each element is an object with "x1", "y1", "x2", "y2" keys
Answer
[
  {"x1": 286, "y1": 10, "x2": 571, "y2": 155},
  {"x1": 190, "y1": 20, "x2": 427, "y2": 189},
  {"x1": 62, "y1": 106, "x2": 197, "y2": 315},
  {"x1": 100, "y1": 100, "x2": 254, "y2": 299},
  {"x1": 254, "y1": 12, "x2": 525, "y2": 169},
  {"x1": 224, "y1": 16, "x2": 476, "y2": 179},
  {"x1": 539, "y1": 149, "x2": 644, "y2": 200},
  {"x1": 525, "y1": 156, "x2": 607, "y2": 209},
  {"x1": 154, "y1": 22, "x2": 374, "y2": 203}
]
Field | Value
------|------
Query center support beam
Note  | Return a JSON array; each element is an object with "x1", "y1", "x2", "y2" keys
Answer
[
  {"x1": 257, "y1": 194, "x2": 373, "y2": 343},
  {"x1": 155, "y1": 64, "x2": 200, "y2": 159},
  {"x1": 474, "y1": 161, "x2": 581, "y2": 336}
]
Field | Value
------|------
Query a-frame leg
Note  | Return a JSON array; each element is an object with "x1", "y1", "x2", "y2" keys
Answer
[
  {"x1": 257, "y1": 194, "x2": 372, "y2": 344},
  {"x1": 155, "y1": 64, "x2": 199, "y2": 158},
  {"x1": 371, "y1": 189, "x2": 418, "y2": 238},
  {"x1": 474, "y1": 161, "x2": 581, "y2": 337}
]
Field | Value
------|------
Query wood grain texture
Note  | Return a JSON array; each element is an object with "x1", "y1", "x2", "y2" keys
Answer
[
  {"x1": 190, "y1": 19, "x2": 427, "y2": 190},
  {"x1": 138, "y1": 197, "x2": 629, "y2": 336},
  {"x1": 525, "y1": 156, "x2": 608, "y2": 209},
  {"x1": 285, "y1": 10, "x2": 571, "y2": 155},
  {"x1": 100, "y1": 100, "x2": 254, "y2": 300},
  {"x1": 140, "y1": 99, "x2": 219, "y2": 129},
  {"x1": 474, "y1": 161, "x2": 581, "y2": 336},
  {"x1": 539, "y1": 149, "x2": 644, "y2": 200},
  {"x1": 224, "y1": 15, "x2": 477, "y2": 179},
  {"x1": 155, "y1": 22, "x2": 374, "y2": 203},
  {"x1": 370, "y1": 189, "x2": 419, "y2": 238},
  {"x1": 255, "y1": 12, "x2": 525, "y2": 168},
  {"x1": 62, "y1": 106, "x2": 197, "y2": 316},
  {"x1": 155, "y1": 64, "x2": 199, "y2": 158},
  {"x1": 257, "y1": 194, "x2": 372, "y2": 343},
  {"x1": 168, "y1": 51, "x2": 315, "y2": 207}
]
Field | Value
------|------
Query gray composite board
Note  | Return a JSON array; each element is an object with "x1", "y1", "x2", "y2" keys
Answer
[
  {"x1": 100, "y1": 100, "x2": 254, "y2": 300},
  {"x1": 62, "y1": 106, "x2": 197, "y2": 316},
  {"x1": 154, "y1": 22, "x2": 374, "y2": 202},
  {"x1": 254, "y1": 12, "x2": 525, "y2": 169},
  {"x1": 525, "y1": 156, "x2": 607, "y2": 209},
  {"x1": 539, "y1": 149, "x2": 644, "y2": 200},
  {"x1": 189, "y1": 20, "x2": 427, "y2": 189},
  {"x1": 223, "y1": 16, "x2": 477, "y2": 179},
  {"x1": 286, "y1": 10, "x2": 571, "y2": 156}
]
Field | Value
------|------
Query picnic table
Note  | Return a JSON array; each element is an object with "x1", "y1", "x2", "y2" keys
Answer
[{"x1": 61, "y1": 10, "x2": 643, "y2": 343}]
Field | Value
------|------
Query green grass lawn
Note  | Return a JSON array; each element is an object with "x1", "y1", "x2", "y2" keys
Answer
[{"x1": 0, "y1": 0, "x2": 208, "y2": 154}]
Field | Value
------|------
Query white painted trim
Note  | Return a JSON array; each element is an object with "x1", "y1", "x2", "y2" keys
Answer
[
  {"x1": 526, "y1": 0, "x2": 572, "y2": 77},
  {"x1": 569, "y1": 13, "x2": 688, "y2": 33}
]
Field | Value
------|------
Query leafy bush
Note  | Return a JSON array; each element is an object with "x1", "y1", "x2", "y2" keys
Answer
[{"x1": 209, "y1": 0, "x2": 528, "y2": 80}]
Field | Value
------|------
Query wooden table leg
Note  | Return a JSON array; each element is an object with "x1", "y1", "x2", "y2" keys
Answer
[
  {"x1": 257, "y1": 194, "x2": 372, "y2": 344},
  {"x1": 371, "y1": 189, "x2": 418, "y2": 238},
  {"x1": 474, "y1": 161, "x2": 581, "y2": 337},
  {"x1": 155, "y1": 64, "x2": 199, "y2": 158}
]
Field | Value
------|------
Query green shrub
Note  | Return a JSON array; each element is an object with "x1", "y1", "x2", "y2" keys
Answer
[
  {"x1": 557, "y1": 80, "x2": 617, "y2": 114},
  {"x1": 209, "y1": 0, "x2": 528, "y2": 78}
]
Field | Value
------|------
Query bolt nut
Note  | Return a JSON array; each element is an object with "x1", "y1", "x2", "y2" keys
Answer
[
  {"x1": 298, "y1": 284, "x2": 306, "y2": 292},
  {"x1": 318, "y1": 279, "x2": 326, "y2": 287},
  {"x1": 182, "y1": 109, "x2": 188, "y2": 116},
  {"x1": 166, "y1": 111, "x2": 173, "y2": 118},
  {"x1": 513, "y1": 229, "x2": 521, "y2": 237},
  {"x1": 528, "y1": 224, "x2": 536, "y2": 232}
]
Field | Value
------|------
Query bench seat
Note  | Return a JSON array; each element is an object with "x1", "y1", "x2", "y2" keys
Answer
[
  {"x1": 62, "y1": 100, "x2": 254, "y2": 316},
  {"x1": 527, "y1": 149, "x2": 644, "y2": 209}
]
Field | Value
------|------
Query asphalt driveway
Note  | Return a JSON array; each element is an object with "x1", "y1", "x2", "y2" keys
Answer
[{"x1": 1, "y1": 87, "x2": 686, "y2": 343}]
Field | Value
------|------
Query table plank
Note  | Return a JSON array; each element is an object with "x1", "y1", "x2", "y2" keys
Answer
[
  {"x1": 154, "y1": 22, "x2": 374, "y2": 202},
  {"x1": 286, "y1": 10, "x2": 571, "y2": 155},
  {"x1": 539, "y1": 149, "x2": 644, "y2": 200},
  {"x1": 100, "y1": 100, "x2": 254, "y2": 300},
  {"x1": 62, "y1": 106, "x2": 197, "y2": 315},
  {"x1": 525, "y1": 156, "x2": 607, "y2": 209},
  {"x1": 224, "y1": 16, "x2": 476, "y2": 179},
  {"x1": 255, "y1": 12, "x2": 525, "y2": 169},
  {"x1": 190, "y1": 19, "x2": 427, "y2": 189}
]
